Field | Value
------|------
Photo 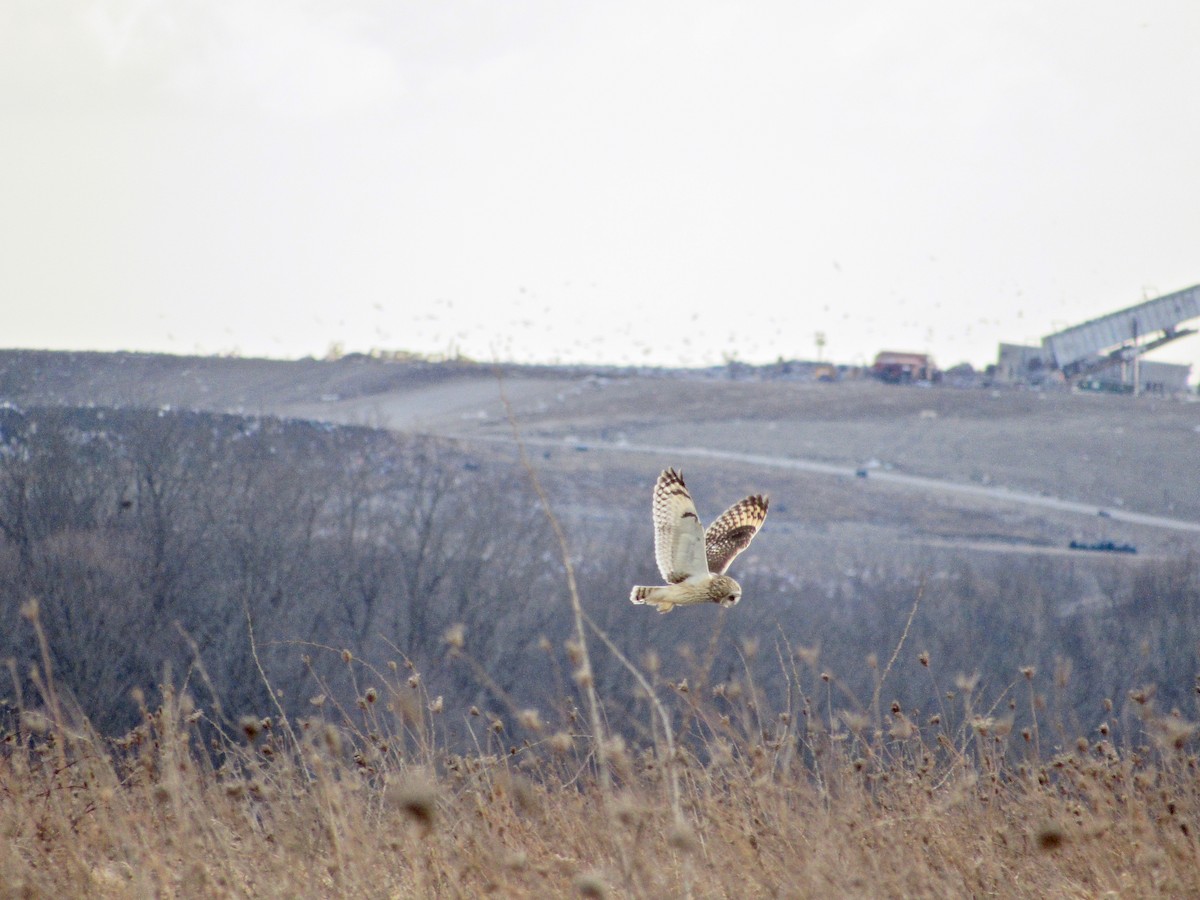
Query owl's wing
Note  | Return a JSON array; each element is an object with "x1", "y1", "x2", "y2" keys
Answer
[
  {"x1": 651, "y1": 468, "x2": 709, "y2": 583},
  {"x1": 705, "y1": 494, "x2": 769, "y2": 574}
]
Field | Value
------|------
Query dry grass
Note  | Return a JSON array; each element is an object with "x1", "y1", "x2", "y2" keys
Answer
[{"x1": 3, "y1": 602, "x2": 1199, "y2": 899}]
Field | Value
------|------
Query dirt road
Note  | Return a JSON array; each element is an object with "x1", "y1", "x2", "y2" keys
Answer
[{"x1": 455, "y1": 432, "x2": 1200, "y2": 536}]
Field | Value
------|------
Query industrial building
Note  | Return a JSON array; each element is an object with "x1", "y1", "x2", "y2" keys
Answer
[
  {"x1": 996, "y1": 284, "x2": 1197, "y2": 393},
  {"x1": 871, "y1": 351, "x2": 938, "y2": 383}
]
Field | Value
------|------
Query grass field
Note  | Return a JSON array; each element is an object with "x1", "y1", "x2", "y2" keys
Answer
[{"x1": 5, "y1": 596, "x2": 1199, "y2": 898}]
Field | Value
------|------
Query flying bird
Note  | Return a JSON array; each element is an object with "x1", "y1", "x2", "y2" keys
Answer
[{"x1": 630, "y1": 468, "x2": 768, "y2": 613}]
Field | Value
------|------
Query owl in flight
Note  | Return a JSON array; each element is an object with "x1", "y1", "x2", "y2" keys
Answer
[{"x1": 630, "y1": 468, "x2": 769, "y2": 614}]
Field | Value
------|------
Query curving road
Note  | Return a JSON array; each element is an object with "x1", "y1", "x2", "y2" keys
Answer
[{"x1": 458, "y1": 433, "x2": 1200, "y2": 536}]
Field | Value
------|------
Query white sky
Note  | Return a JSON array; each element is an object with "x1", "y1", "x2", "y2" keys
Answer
[{"x1": 4, "y1": 1, "x2": 1200, "y2": 372}]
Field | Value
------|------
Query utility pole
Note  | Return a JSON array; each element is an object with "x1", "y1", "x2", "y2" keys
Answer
[{"x1": 814, "y1": 331, "x2": 826, "y2": 363}]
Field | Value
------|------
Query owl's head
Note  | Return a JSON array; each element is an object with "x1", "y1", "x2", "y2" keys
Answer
[{"x1": 709, "y1": 575, "x2": 742, "y2": 607}]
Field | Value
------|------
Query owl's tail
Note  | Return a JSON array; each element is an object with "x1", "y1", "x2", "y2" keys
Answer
[
  {"x1": 630, "y1": 585, "x2": 660, "y2": 604},
  {"x1": 629, "y1": 585, "x2": 674, "y2": 613}
]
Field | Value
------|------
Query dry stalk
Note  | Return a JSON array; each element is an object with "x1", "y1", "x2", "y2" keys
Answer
[
  {"x1": 21, "y1": 599, "x2": 67, "y2": 771},
  {"x1": 581, "y1": 609, "x2": 682, "y2": 822},
  {"x1": 244, "y1": 603, "x2": 305, "y2": 761},
  {"x1": 496, "y1": 377, "x2": 611, "y2": 797},
  {"x1": 871, "y1": 576, "x2": 924, "y2": 731}
]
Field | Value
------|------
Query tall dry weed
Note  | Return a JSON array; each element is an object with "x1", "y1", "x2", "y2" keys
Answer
[{"x1": 6, "y1": 552, "x2": 1200, "y2": 897}]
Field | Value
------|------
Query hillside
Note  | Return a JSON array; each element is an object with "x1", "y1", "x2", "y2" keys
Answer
[{"x1": 6, "y1": 348, "x2": 1199, "y2": 561}]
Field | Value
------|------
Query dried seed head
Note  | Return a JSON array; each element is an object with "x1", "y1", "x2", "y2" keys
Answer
[
  {"x1": 1151, "y1": 716, "x2": 1196, "y2": 750},
  {"x1": 1035, "y1": 823, "x2": 1067, "y2": 852},
  {"x1": 1103, "y1": 697, "x2": 1113, "y2": 712},
  {"x1": 918, "y1": 651, "x2": 930, "y2": 667},
  {"x1": 549, "y1": 731, "x2": 574, "y2": 754},
  {"x1": 518, "y1": 709, "x2": 543, "y2": 731},
  {"x1": 572, "y1": 667, "x2": 593, "y2": 688},
  {"x1": 972, "y1": 716, "x2": 995, "y2": 736},
  {"x1": 565, "y1": 640, "x2": 584, "y2": 666},
  {"x1": 388, "y1": 660, "x2": 398, "y2": 672},
  {"x1": 794, "y1": 644, "x2": 820, "y2": 666},
  {"x1": 309, "y1": 694, "x2": 326, "y2": 708},
  {"x1": 741, "y1": 637, "x2": 758, "y2": 659},
  {"x1": 341, "y1": 649, "x2": 352, "y2": 664},
  {"x1": 469, "y1": 706, "x2": 480, "y2": 717},
  {"x1": 428, "y1": 696, "x2": 444, "y2": 714},
  {"x1": 1054, "y1": 659, "x2": 1072, "y2": 688},
  {"x1": 538, "y1": 636, "x2": 552, "y2": 652},
  {"x1": 323, "y1": 725, "x2": 342, "y2": 756},
  {"x1": 604, "y1": 735, "x2": 630, "y2": 772},
  {"x1": 575, "y1": 871, "x2": 608, "y2": 899},
  {"x1": 387, "y1": 777, "x2": 438, "y2": 831},
  {"x1": 364, "y1": 688, "x2": 378, "y2": 704},
  {"x1": 675, "y1": 678, "x2": 689, "y2": 694},
  {"x1": 866, "y1": 653, "x2": 878, "y2": 670},
  {"x1": 239, "y1": 716, "x2": 261, "y2": 741},
  {"x1": 407, "y1": 674, "x2": 420, "y2": 689},
  {"x1": 443, "y1": 624, "x2": 465, "y2": 649},
  {"x1": 489, "y1": 717, "x2": 504, "y2": 734},
  {"x1": 19, "y1": 598, "x2": 39, "y2": 621},
  {"x1": 820, "y1": 672, "x2": 831, "y2": 683},
  {"x1": 1021, "y1": 666, "x2": 1036, "y2": 680},
  {"x1": 954, "y1": 673, "x2": 979, "y2": 693},
  {"x1": 840, "y1": 711, "x2": 870, "y2": 734}
]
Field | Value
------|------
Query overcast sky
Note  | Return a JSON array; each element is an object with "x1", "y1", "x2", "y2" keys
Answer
[{"x1": 4, "y1": 2, "x2": 1200, "y2": 372}]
